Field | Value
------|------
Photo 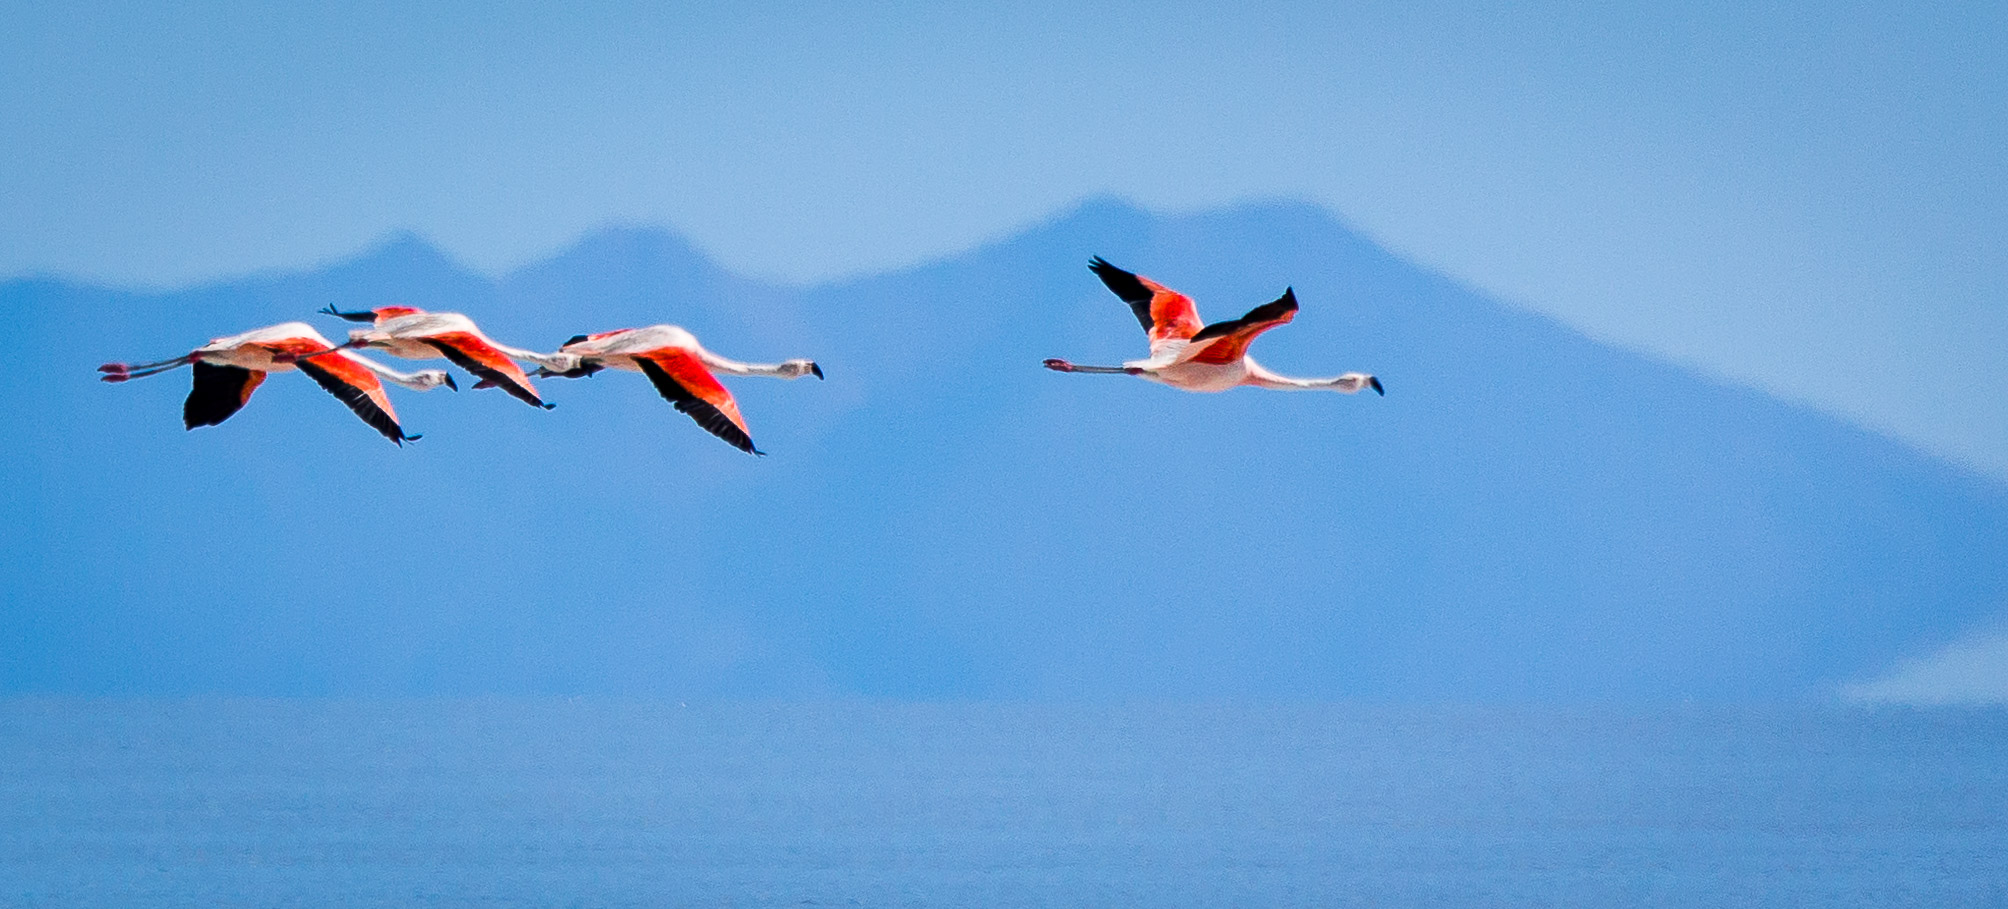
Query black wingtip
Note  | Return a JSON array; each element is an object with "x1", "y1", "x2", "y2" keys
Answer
[{"x1": 318, "y1": 304, "x2": 378, "y2": 323}]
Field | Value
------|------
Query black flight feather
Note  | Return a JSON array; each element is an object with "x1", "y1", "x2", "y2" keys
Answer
[
  {"x1": 295, "y1": 358, "x2": 412, "y2": 445},
  {"x1": 635, "y1": 357, "x2": 762, "y2": 455},
  {"x1": 1089, "y1": 256, "x2": 1158, "y2": 333},
  {"x1": 423, "y1": 339, "x2": 547, "y2": 408},
  {"x1": 183, "y1": 362, "x2": 260, "y2": 429},
  {"x1": 318, "y1": 304, "x2": 378, "y2": 323},
  {"x1": 1190, "y1": 288, "x2": 1298, "y2": 343}
]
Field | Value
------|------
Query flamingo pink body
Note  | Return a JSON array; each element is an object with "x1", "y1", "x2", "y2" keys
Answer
[
  {"x1": 1044, "y1": 257, "x2": 1383, "y2": 396},
  {"x1": 543, "y1": 325, "x2": 822, "y2": 455},
  {"x1": 320, "y1": 305, "x2": 575, "y2": 409},
  {"x1": 99, "y1": 321, "x2": 454, "y2": 445}
]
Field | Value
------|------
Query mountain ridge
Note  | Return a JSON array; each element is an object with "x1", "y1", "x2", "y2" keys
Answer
[
  {"x1": 3, "y1": 198, "x2": 2002, "y2": 700},
  {"x1": 16, "y1": 200, "x2": 1991, "y2": 492}
]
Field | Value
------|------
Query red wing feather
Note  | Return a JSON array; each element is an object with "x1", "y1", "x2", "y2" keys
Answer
[
  {"x1": 294, "y1": 353, "x2": 411, "y2": 444},
  {"x1": 634, "y1": 349, "x2": 761, "y2": 455},
  {"x1": 262, "y1": 337, "x2": 337, "y2": 359},
  {"x1": 425, "y1": 332, "x2": 547, "y2": 408},
  {"x1": 1186, "y1": 289, "x2": 1299, "y2": 365},
  {"x1": 1089, "y1": 257, "x2": 1202, "y2": 343}
]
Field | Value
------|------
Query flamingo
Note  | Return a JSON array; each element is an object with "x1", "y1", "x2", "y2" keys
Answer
[
  {"x1": 318, "y1": 305, "x2": 577, "y2": 409},
  {"x1": 535, "y1": 325, "x2": 822, "y2": 455},
  {"x1": 99, "y1": 321, "x2": 455, "y2": 445},
  {"x1": 1043, "y1": 257, "x2": 1383, "y2": 396}
]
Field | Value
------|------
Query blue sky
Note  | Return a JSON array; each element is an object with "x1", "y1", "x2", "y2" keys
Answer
[{"x1": 3, "y1": 0, "x2": 2004, "y2": 478}]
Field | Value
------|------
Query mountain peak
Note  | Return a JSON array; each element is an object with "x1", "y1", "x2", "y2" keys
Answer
[
  {"x1": 500, "y1": 222, "x2": 741, "y2": 326},
  {"x1": 515, "y1": 224, "x2": 717, "y2": 280},
  {"x1": 1043, "y1": 195, "x2": 1153, "y2": 235},
  {"x1": 339, "y1": 230, "x2": 467, "y2": 276},
  {"x1": 4, "y1": 200, "x2": 2003, "y2": 701}
]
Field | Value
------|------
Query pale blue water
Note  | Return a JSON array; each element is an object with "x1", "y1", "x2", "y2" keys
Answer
[{"x1": 1, "y1": 701, "x2": 2003, "y2": 907}]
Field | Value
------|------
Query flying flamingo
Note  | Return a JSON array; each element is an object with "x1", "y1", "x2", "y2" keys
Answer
[
  {"x1": 1044, "y1": 257, "x2": 1383, "y2": 396},
  {"x1": 318, "y1": 305, "x2": 576, "y2": 409},
  {"x1": 535, "y1": 325, "x2": 822, "y2": 455},
  {"x1": 99, "y1": 321, "x2": 455, "y2": 445}
]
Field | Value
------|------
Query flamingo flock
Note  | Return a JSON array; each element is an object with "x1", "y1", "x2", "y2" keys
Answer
[{"x1": 101, "y1": 258, "x2": 1379, "y2": 452}]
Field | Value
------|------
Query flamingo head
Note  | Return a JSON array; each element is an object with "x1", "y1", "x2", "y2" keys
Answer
[
  {"x1": 1328, "y1": 373, "x2": 1383, "y2": 395},
  {"x1": 779, "y1": 358, "x2": 823, "y2": 380},
  {"x1": 414, "y1": 370, "x2": 458, "y2": 391}
]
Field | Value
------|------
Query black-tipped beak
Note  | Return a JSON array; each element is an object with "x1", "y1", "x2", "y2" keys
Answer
[
  {"x1": 444, "y1": 374, "x2": 459, "y2": 391},
  {"x1": 1369, "y1": 376, "x2": 1384, "y2": 396},
  {"x1": 811, "y1": 363, "x2": 824, "y2": 380}
]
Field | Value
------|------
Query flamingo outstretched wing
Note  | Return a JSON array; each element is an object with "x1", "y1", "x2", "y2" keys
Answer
[
  {"x1": 294, "y1": 353, "x2": 413, "y2": 445},
  {"x1": 423, "y1": 332, "x2": 549, "y2": 408},
  {"x1": 1090, "y1": 257, "x2": 1203, "y2": 345},
  {"x1": 1183, "y1": 289, "x2": 1298, "y2": 365},
  {"x1": 183, "y1": 363, "x2": 267, "y2": 429},
  {"x1": 634, "y1": 349, "x2": 760, "y2": 455}
]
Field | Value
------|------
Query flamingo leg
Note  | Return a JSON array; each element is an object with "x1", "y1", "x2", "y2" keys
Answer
[
  {"x1": 99, "y1": 355, "x2": 191, "y2": 374},
  {"x1": 1043, "y1": 359, "x2": 1136, "y2": 374},
  {"x1": 99, "y1": 355, "x2": 195, "y2": 381}
]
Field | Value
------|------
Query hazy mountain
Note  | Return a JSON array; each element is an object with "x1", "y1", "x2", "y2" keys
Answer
[{"x1": 4, "y1": 199, "x2": 2003, "y2": 699}]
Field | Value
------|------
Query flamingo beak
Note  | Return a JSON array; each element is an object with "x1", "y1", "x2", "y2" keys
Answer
[
  {"x1": 1369, "y1": 376, "x2": 1384, "y2": 396},
  {"x1": 444, "y1": 374, "x2": 459, "y2": 391},
  {"x1": 811, "y1": 363, "x2": 824, "y2": 380}
]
